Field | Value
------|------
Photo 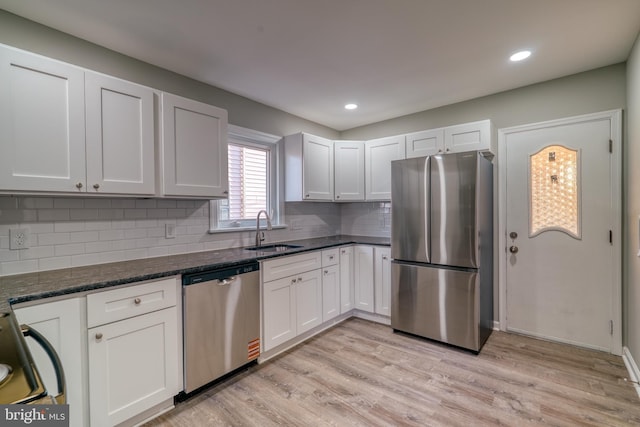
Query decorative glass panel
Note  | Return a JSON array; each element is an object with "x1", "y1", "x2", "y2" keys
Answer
[{"x1": 529, "y1": 145, "x2": 581, "y2": 239}]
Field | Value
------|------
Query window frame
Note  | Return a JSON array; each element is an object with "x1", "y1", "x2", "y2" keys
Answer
[{"x1": 208, "y1": 124, "x2": 283, "y2": 233}]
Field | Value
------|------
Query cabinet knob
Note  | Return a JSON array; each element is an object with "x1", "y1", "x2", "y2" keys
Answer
[
  {"x1": 291, "y1": 278, "x2": 297, "y2": 284},
  {"x1": 383, "y1": 255, "x2": 388, "y2": 260},
  {"x1": 305, "y1": 194, "x2": 310, "y2": 199},
  {"x1": 438, "y1": 149, "x2": 443, "y2": 153},
  {"x1": 341, "y1": 250, "x2": 345, "y2": 254},
  {"x1": 95, "y1": 332, "x2": 103, "y2": 340},
  {"x1": 324, "y1": 270, "x2": 328, "y2": 275},
  {"x1": 223, "y1": 190, "x2": 229, "y2": 195},
  {"x1": 93, "y1": 183, "x2": 100, "y2": 190},
  {"x1": 76, "y1": 182, "x2": 83, "y2": 189},
  {"x1": 329, "y1": 255, "x2": 334, "y2": 260},
  {"x1": 134, "y1": 297, "x2": 141, "y2": 305},
  {"x1": 446, "y1": 148, "x2": 450, "y2": 152},
  {"x1": 298, "y1": 277, "x2": 302, "y2": 282},
  {"x1": 336, "y1": 195, "x2": 340, "y2": 199}
]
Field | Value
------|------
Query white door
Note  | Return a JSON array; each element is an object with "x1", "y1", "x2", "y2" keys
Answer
[
  {"x1": 365, "y1": 135, "x2": 405, "y2": 200},
  {"x1": 354, "y1": 245, "x2": 374, "y2": 313},
  {"x1": 295, "y1": 269, "x2": 323, "y2": 334},
  {"x1": 500, "y1": 111, "x2": 621, "y2": 354},
  {"x1": 322, "y1": 265, "x2": 340, "y2": 322},
  {"x1": 339, "y1": 246, "x2": 355, "y2": 313},
  {"x1": 334, "y1": 141, "x2": 365, "y2": 201},
  {"x1": 374, "y1": 247, "x2": 391, "y2": 316},
  {"x1": 302, "y1": 134, "x2": 334, "y2": 201}
]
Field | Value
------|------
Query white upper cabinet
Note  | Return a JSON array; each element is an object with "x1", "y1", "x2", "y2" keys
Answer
[
  {"x1": 334, "y1": 140, "x2": 365, "y2": 201},
  {"x1": 405, "y1": 128, "x2": 445, "y2": 158},
  {"x1": 365, "y1": 135, "x2": 405, "y2": 201},
  {"x1": 0, "y1": 46, "x2": 86, "y2": 193},
  {"x1": 444, "y1": 120, "x2": 491, "y2": 154},
  {"x1": 85, "y1": 72, "x2": 155, "y2": 195},
  {"x1": 405, "y1": 120, "x2": 492, "y2": 158},
  {"x1": 285, "y1": 133, "x2": 334, "y2": 201},
  {"x1": 160, "y1": 93, "x2": 229, "y2": 198}
]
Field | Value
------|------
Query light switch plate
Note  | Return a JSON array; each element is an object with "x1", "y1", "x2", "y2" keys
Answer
[{"x1": 165, "y1": 223, "x2": 176, "y2": 239}]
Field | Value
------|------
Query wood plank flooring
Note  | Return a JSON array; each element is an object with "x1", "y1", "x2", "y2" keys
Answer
[{"x1": 145, "y1": 318, "x2": 640, "y2": 426}]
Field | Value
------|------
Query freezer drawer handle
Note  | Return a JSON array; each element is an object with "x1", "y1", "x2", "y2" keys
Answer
[{"x1": 218, "y1": 276, "x2": 237, "y2": 286}]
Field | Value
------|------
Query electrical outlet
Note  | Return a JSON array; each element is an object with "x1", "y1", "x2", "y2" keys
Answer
[
  {"x1": 10, "y1": 228, "x2": 30, "y2": 250},
  {"x1": 165, "y1": 223, "x2": 176, "y2": 239}
]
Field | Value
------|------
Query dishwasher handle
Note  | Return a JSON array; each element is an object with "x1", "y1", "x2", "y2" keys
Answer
[
  {"x1": 217, "y1": 276, "x2": 237, "y2": 286},
  {"x1": 21, "y1": 324, "x2": 66, "y2": 404}
]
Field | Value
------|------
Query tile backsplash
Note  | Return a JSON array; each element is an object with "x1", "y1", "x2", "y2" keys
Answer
[{"x1": 0, "y1": 196, "x2": 389, "y2": 276}]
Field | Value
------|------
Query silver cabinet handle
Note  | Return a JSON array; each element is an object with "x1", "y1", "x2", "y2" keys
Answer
[
  {"x1": 95, "y1": 332, "x2": 103, "y2": 340},
  {"x1": 134, "y1": 297, "x2": 141, "y2": 305},
  {"x1": 509, "y1": 246, "x2": 519, "y2": 254},
  {"x1": 76, "y1": 182, "x2": 83, "y2": 189}
]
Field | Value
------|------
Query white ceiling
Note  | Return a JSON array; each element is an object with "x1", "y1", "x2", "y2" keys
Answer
[{"x1": 1, "y1": 0, "x2": 639, "y2": 131}]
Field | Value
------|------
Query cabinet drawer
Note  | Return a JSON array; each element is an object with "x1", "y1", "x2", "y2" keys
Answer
[
  {"x1": 87, "y1": 277, "x2": 178, "y2": 328},
  {"x1": 322, "y1": 248, "x2": 339, "y2": 267},
  {"x1": 262, "y1": 251, "x2": 322, "y2": 283}
]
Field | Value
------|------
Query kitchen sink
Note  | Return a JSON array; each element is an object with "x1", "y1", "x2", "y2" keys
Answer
[{"x1": 244, "y1": 244, "x2": 303, "y2": 252}]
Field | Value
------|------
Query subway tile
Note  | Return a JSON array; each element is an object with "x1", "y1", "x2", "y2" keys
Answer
[
  {"x1": 122, "y1": 228, "x2": 147, "y2": 239},
  {"x1": 69, "y1": 231, "x2": 100, "y2": 243},
  {"x1": 99, "y1": 229, "x2": 125, "y2": 241},
  {"x1": 72, "y1": 252, "x2": 121, "y2": 268},
  {"x1": 135, "y1": 219, "x2": 157, "y2": 228},
  {"x1": 38, "y1": 256, "x2": 72, "y2": 272},
  {"x1": 54, "y1": 222, "x2": 85, "y2": 232},
  {"x1": 156, "y1": 200, "x2": 177, "y2": 208},
  {"x1": 0, "y1": 236, "x2": 8, "y2": 249},
  {"x1": 38, "y1": 209, "x2": 70, "y2": 221},
  {"x1": 20, "y1": 246, "x2": 55, "y2": 260},
  {"x1": 111, "y1": 240, "x2": 137, "y2": 251},
  {"x1": 120, "y1": 248, "x2": 148, "y2": 261},
  {"x1": 70, "y1": 208, "x2": 99, "y2": 221},
  {"x1": 55, "y1": 243, "x2": 86, "y2": 257},
  {"x1": 124, "y1": 209, "x2": 147, "y2": 219},
  {"x1": 136, "y1": 237, "x2": 161, "y2": 248},
  {"x1": 0, "y1": 197, "x2": 18, "y2": 210},
  {"x1": 0, "y1": 249, "x2": 19, "y2": 262},
  {"x1": 85, "y1": 241, "x2": 113, "y2": 253},
  {"x1": 27, "y1": 223, "x2": 55, "y2": 234},
  {"x1": 84, "y1": 221, "x2": 112, "y2": 231},
  {"x1": 54, "y1": 198, "x2": 85, "y2": 209},
  {"x1": 117, "y1": 220, "x2": 137, "y2": 230},
  {"x1": 84, "y1": 199, "x2": 112, "y2": 209},
  {"x1": 2, "y1": 259, "x2": 38, "y2": 275},
  {"x1": 146, "y1": 209, "x2": 168, "y2": 219},
  {"x1": 37, "y1": 233, "x2": 71, "y2": 246},
  {"x1": 21, "y1": 197, "x2": 53, "y2": 209},
  {"x1": 167, "y1": 244, "x2": 188, "y2": 255},
  {"x1": 98, "y1": 209, "x2": 124, "y2": 220},
  {"x1": 167, "y1": 209, "x2": 186, "y2": 217},
  {"x1": 187, "y1": 243, "x2": 204, "y2": 252},
  {"x1": 135, "y1": 199, "x2": 157, "y2": 209},
  {"x1": 148, "y1": 246, "x2": 169, "y2": 258},
  {"x1": 110, "y1": 199, "x2": 136, "y2": 209},
  {"x1": 147, "y1": 227, "x2": 165, "y2": 238}
]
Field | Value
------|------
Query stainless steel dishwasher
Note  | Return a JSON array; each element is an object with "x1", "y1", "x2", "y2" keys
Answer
[{"x1": 182, "y1": 261, "x2": 260, "y2": 394}]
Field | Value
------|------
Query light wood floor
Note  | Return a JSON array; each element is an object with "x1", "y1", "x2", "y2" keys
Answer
[{"x1": 145, "y1": 318, "x2": 640, "y2": 426}]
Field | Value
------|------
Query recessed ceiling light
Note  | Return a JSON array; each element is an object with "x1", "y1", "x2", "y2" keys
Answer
[
  {"x1": 510, "y1": 50, "x2": 532, "y2": 62},
  {"x1": 344, "y1": 103, "x2": 358, "y2": 110}
]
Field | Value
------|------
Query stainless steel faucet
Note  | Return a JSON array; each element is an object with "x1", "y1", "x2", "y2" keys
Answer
[{"x1": 255, "y1": 210, "x2": 272, "y2": 247}]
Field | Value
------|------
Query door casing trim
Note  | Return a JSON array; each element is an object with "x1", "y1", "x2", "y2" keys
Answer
[{"x1": 497, "y1": 109, "x2": 622, "y2": 355}]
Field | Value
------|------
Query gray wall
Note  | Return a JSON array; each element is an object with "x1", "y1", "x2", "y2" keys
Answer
[
  {"x1": 0, "y1": 10, "x2": 339, "y2": 140},
  {"x1": 625, "y1": 33, "x2": 640, "y2": 364},
  {"x1": 341, "y1": 64, "x2": 626, "y2": 141}
]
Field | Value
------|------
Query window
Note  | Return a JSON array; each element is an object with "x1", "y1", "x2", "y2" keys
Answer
[{"x1": 209, "y1": 125, "x2": 281, "y2": 231}]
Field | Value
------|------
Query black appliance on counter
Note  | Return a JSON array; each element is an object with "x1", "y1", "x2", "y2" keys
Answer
[{"x1": 0, "y1": 311, "x2": 66, "y2": 404}]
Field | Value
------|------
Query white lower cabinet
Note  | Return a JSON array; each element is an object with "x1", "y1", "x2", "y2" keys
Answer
[
  {"x1": 294, "y1": 269, "x2": 323, "y2": 334},
  {"x1": 87, "y1": 277, "x2": 181, "y2": 427},
  {"x1": 263, "y1": 276, "x2": 297, "y2": 350},
  {"x1": 354, "y1": 245, "x2": 375, "y2": 313},
  {"x1": 13, "y1": 298, "x2": 88, "y2": 427},
  {"x1": 322, "y1": 264, "x2": 340, "y2": 322},
  {"x1": 374, "y1": 247, "x2": 392, "y2": 316},
  {"x1": 339, "y1": 246, "x2": 354, "y2": 313}
]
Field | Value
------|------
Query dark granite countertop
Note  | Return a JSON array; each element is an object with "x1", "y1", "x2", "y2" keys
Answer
[{"x1": 0, "y1": 235, "x2": 389, "y2": 312}]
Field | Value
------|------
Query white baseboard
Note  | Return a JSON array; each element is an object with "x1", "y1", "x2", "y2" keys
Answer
[
  {"x1": 493, "y1": 320, "x2": 500, "y2": 331},
  {"x1": 622, "y1": 346, "x2": 640, "y2": 399}
]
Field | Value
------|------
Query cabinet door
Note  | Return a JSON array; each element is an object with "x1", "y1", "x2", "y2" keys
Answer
[
  {"x1": 88, "y1": 307, "x2": 180, "y2": 427},
  {"x1": 365, "y1": 135, "x2": 405, "y2": 200},
  {"x1": 405, "y1": 128, "x2": 445, "y2": 158},
  {"x1": 322, "y1": 264, "x2": 340, "y2": 322},
  {"x1": 444, "y1": 120, "x2": 491, "y2": 153},
  {"x1": 302, "y1": 134, "x2": 334, "y2": 201},
  {"x1": 85, "y1": 72, "x2": 155, "y2": 195},
  {"x1": 13, "y1": 298, "x2": 87, "y2": 427},
  {"x1": 374, "y1": 247, "x2": 392, "y2": 316},
  {"x1": 295, "y1": 269, "x2": 323, "y2": 334},
  {"x1": 354, "y1": 246, "x2": 374, "y2": 313},
  {"x1": 0, "y1": 46, "x2": 86, "y2": 192},
  {"x1": 334, "y1": 141, "x2": 365, "y2": 201},
  {"x1": 263, "y1": 276, "x2": 297, "y2": 351},
  {"x1": 339, "y1": 246, "x2": 354, "y2": 313},
  {"x1": 161, "y1": 93, "x2": 228, "y2": 198}
]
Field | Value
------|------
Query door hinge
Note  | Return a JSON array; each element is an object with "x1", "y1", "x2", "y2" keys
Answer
[
  {"x1": 609, "y1": 230, "x2": 613, "y2": 244},
  {"x1": 609, "y1": 139, "x2": 613, "y2": 153},
  {"x1": 610, "y1": 320, "x2": 614, "y2": 335}
]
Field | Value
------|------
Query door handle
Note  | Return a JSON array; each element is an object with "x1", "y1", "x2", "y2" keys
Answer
[{"x1": 509, "y1": 246, "x2": 519, "y2": 254}]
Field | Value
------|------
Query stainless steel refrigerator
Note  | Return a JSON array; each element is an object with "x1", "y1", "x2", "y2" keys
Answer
[{"x1": 390, "y1": 152, "x2": 493, "y2": 352}]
